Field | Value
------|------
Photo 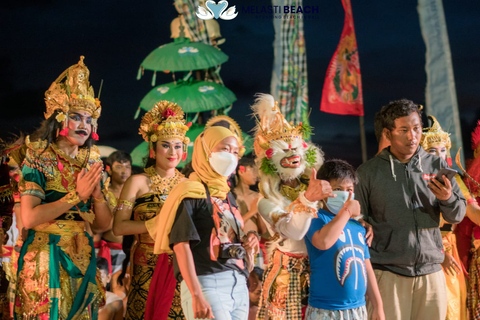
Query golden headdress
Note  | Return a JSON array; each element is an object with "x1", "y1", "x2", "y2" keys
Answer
[
  {"x1": 45, "y1": 56, "x2": 101, "y2": 120},
  {"x1": 251, "y1": 94, "x2": 304, "y2": 154},
  {"x1": 44, "y1": 56, "x2": 101, "y2": 140},
  {"x1": 420, "y1": 115, "x2": 451, "y2": 151},
  {"x1": 139, "y1": 101, "x2": 190, "y2": 158},
  {"x1": 205, "y1": 115, "x2": 245, "y2": 157}
]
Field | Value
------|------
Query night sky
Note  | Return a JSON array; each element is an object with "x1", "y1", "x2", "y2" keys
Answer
[{"x1": 1, "y1": 0, "x2": 479, "y2": 167}]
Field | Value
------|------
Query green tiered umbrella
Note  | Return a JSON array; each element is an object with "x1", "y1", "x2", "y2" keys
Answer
[
  {"x1": 139, "y1": 37, "x2": 228, "y2": 75},
  {"x1": 131, "y1": 124, "x2": 253, "y2": 168},
  {"x1": 139, "y1": 79, "x2": 236, "y2": 113}
]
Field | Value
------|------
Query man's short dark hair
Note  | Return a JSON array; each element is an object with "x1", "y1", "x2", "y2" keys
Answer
[
  {"x1": 106, "y1": 150, "x2": 132, "y2": 167},
  {"x1": 317, "y1": 159, "x2": 358, "y2": 184},
  {"x1": 379, "y1": 99, "x2": 422, "y2": 131}
]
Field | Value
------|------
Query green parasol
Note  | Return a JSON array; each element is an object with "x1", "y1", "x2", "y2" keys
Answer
[
  {"x1": 139, "y1": 37, "x2": 228, "y2": 74},
  {"x1": 131, "y1": 124, "x2": 253, "y2": 168},
  {"x1": 139, "y1": 79, "x2": 236, "y2": 113}
]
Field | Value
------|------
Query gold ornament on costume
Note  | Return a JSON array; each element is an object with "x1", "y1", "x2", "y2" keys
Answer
[
  {"x1": 44, "y1": 56, "x2": 101, "y2": 120},
  {"x1": 420, "y1": 115, "x2": 451, "y2": 151},
  {"x1": 139, "y1": 101, "x2": 190, "y2": 144},
  {"x1": 251, "y1": 94, "x2": 304, "y2": 152},
  {"x1": 205, "y1": 115, "x2": 245, "y2": 157},
  {"x1": 145, "y1": 166, "x2": 184, "y2": 197}
]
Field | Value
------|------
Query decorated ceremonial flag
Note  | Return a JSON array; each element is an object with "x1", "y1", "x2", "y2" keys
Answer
[
  {"x1": 320, "y1": 0, "x2": 363, "y2": 116},
  {"x1": 418, "y1": 0, "x2": 463, "y2": 162},
  {"x1": 271, "y1": 0, "x2": 310, "y2": 128}
]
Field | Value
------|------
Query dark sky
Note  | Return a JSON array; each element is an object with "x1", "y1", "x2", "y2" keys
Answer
[{"x1": 1, "y1": 0, "x2": 479, "y2": 167}]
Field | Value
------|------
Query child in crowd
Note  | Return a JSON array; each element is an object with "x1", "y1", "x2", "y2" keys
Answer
[
  {"x1": 304, "y1": 159, "x2": 384, "y2": 320},
  {"x1": 247, "y1": 267, "x2": 264, "y2": 320},
  {"x1": 233, "y1": 157, "x2": 268, "y2": 267},
  {"x1": 97, "y1": 257, "x2": 124, "y2": 320}
]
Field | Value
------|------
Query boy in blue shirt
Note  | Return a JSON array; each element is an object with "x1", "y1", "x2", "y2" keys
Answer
[{"x1": 304, "y1": 159, "x2": 384, "y2": 320}]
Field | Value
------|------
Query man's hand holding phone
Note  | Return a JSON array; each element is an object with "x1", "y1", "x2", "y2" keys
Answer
[{"x1": 428, "y1": 168, "x2": 457, "y2": 201}]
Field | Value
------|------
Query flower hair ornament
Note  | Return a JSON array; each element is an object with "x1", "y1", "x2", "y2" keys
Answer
[
  {"x1": 139, "y1": 101, "x2": 191, "y2": 160},
  {"x1": 205, "y1": 115, "x2": 246, "y2": 157},
  {"x1": 44, "y1": 56, "x2": 102, "y2": 140}
]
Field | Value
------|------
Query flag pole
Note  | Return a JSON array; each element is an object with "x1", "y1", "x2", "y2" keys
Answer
[{"x1": 359, "y1": 115, "x2": 367, "y2": 163}]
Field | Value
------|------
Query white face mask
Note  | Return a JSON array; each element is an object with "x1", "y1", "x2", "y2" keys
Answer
[
  {"x1": 209, "y1": 151, "x2": 238, "y2": 177},
  {"x1": 326, "y1": 191, "x2": 353, "y2": 214}
]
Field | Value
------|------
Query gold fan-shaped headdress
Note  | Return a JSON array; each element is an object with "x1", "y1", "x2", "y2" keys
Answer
[{"x1": 139, "y1": 101, "x2": 190, "y2": 158}]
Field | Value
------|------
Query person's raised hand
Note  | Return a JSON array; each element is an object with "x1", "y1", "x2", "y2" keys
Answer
[
  {"x1": 429, "y1": 175, "x2": 453, "y2": 201},
  {"x1": 76, "y1": 162, "x2": 103, "y2": 201},
  {"x1": 304, "y1": 168, "x2": 336, "y2": 202},
  {"x1": 343, "y1": 191, "x2": 361, "y2": 218}
]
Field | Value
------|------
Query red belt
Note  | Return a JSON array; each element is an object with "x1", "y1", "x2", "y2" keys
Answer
[{"x1": 94, "y1": 240, "x2": 123, "y2": 274}]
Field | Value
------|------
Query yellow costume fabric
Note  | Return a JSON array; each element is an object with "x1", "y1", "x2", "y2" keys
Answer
[{"x1": 146, "y1": 126, "x2": 235, "y2": 254}]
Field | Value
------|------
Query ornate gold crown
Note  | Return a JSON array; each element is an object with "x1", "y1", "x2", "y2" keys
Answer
[
  {"x1": 205, "y1": 115, "x2": 245, "y2": 156},
  {"x1": 44, "y1": 56, "x2": 101, "y2": 119},
  {"x1": 139, "y1": 101, "x2": 190, "y2": 145},
  {"x1": 252, "y1": 94, "x2": 303, "y2": 151},
  {"x1": 420, "y1": 115, "x2": 451, "y2": 151}
]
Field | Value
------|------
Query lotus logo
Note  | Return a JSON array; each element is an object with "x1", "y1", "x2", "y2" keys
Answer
[{"x1": 196, "y1": 0, "x2": 238, "y2": 20}]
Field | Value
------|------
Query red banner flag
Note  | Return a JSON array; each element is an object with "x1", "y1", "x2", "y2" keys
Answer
[{"x1": 320, "y1": 0, "x2": 363, "y2": 116}]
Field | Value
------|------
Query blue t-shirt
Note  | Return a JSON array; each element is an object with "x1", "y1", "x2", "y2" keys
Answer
[{"x1": 305, "y1": 209, "x2": 370, "y2": 310}]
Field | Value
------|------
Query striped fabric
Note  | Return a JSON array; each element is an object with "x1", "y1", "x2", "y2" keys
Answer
[{"x1": 271, "y1": 0, "x2": 310, "y2": 128}]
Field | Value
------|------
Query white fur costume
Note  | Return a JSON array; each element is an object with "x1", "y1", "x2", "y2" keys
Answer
[{"x1": 252, "y1": 94, "x2": 324, "y2": 320}]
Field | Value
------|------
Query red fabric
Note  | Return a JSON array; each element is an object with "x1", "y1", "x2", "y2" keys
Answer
[
  {"x1": 455, "y1": 217, "x2": 475, "y2": 276},
  {"x1": 1, "y1": 245, "x2": 12, "y2": 258},
  {"x1": 320, "y1": 0, "x2": 363, "y2": 116},
  {"x1": 94, "y1": 240, "x2": 122, "y2": 275},
  {"x1": 144, "y1": 253, "x2": 177, "y2": 320}
]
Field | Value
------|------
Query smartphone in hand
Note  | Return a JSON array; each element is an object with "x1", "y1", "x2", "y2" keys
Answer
[{"x1": 435, "y1": 168, "x2": 457, "y2": 184}]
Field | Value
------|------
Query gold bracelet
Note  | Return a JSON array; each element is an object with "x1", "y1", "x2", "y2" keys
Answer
[
  {"x1": 116, "y1": 199, "x2": 134, "y2": 211},
  {"x1": 59, "y1": 191, "x2": 81, "y2": 205},
  {"x1": 93, "y1": 196, "x2": 106, "y2": 203}
]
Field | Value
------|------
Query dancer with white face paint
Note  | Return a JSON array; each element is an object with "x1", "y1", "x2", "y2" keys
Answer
[
  {"x1": 251, "y1": 94, "x2": 326, "y2": 320},
  {"x1": 15, "y1": 56, "x2": 110, "y2": 319}
]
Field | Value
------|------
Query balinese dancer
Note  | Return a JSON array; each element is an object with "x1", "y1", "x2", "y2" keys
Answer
[
  {"x1": 420, "y1": 115, "x2": 467, "y2": 320},
  {"x1": 251, "y1": 94, "x2": 328, "y2": 320},
  {"x1": 113, "y1": 101, "x2": 189, "y2": 320},
  {"x1": 456, "y1": 120, "x2": 480, "y2": 318},
  {"x1": 15, "y1": 56, "x2": 111, "y2": 319}
]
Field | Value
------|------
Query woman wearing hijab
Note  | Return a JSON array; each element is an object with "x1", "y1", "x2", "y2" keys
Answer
[{"x1": 146, "y1": 126, "x2": 259, "y2": 320}]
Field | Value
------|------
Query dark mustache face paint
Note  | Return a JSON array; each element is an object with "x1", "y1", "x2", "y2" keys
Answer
[{"x1": 75, "y1": 130, "x2": 88, "y2": 136}]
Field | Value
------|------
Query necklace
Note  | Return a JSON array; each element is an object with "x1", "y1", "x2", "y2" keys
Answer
[
  {"x1": 280, "y1": 181, "x2": 307, "y2": 202},
  {"x1": 145, "y1": 166, "x2": 184, "y2": 196}
]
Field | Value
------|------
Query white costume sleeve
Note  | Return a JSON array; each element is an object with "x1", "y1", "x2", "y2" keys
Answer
[{"x1": 257, "y1": 191, "x2": 318, "y2": 241}]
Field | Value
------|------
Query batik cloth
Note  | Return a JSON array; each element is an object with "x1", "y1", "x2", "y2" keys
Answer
[
  {"x1": 15, "y1": 221, "x2": 104, "y2": 320},
  {"x1": 257, "y1": 249, "x2": 309, "y2": 320},
  {"x1": 126, "y1": 193, "x2": 183, "y2": 320}
]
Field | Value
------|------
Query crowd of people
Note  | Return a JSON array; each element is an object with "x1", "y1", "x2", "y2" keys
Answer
[{"x1": 0, "y1": 56, "x2": 479, "y2": 320}]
